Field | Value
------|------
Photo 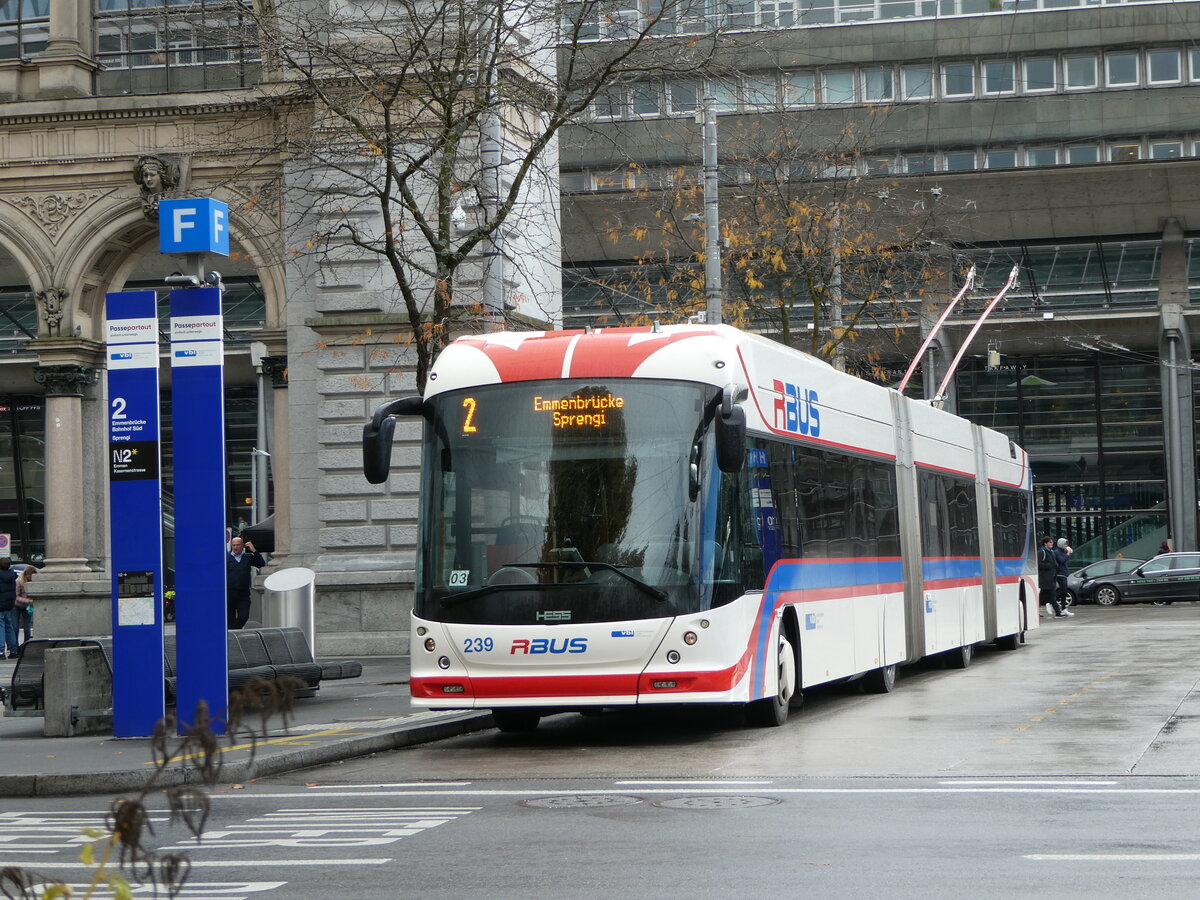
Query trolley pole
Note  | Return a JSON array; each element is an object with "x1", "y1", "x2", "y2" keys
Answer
[{"x1": 701, "y1": 94, "x2": 722, "y2": 325}]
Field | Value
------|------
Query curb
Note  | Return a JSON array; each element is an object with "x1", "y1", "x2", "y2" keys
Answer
[{"x1": 1, "y1": 711, "x2": 494, "y2": 798}]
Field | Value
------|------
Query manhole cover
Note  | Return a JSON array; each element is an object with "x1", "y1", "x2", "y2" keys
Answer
[
  {"x1": 654, "y1": 796, "x2": 780, "y2": 810},
  {"x1": 522, "y1": 794, "x2": 643, "y2": 809}
]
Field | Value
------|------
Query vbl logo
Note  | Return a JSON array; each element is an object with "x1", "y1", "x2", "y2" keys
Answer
[
  {"x1": 511, "y1": 638, "x2": 588, "y2": 655},
  {"x1": 773, "y1": 380, "x2": 820, "y2": 437}
]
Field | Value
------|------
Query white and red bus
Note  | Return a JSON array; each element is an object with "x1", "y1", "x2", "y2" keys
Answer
[{"x1": 363, "y1": 325, "x2": 1036, "y2": 731}]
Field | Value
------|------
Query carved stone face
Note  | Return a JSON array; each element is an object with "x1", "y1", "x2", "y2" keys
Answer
[{"x1": 139, "y1": 161, "x2": 163, "y2": 192}]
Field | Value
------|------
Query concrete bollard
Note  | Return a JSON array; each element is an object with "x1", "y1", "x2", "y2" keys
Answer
[{"x1": 43, "y1": 646, "x2": 113, "y2": 737}]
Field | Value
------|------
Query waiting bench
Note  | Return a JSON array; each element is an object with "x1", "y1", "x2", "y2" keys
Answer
[{"x1": 5, "y1": 627, "x2": 362, "y2": 717}]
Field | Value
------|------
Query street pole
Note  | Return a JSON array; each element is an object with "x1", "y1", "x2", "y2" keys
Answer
[
  {"x1": 701, "y1": 94, "x2": 722, "y2": 325},
  {"x1": 480, "y1": 0, "x2": 505, "y2": 331}
]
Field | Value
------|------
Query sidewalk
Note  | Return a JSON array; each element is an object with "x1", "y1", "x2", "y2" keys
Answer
[{"x1": 0, "y1": 655, "x2": 493, "y2": 798}]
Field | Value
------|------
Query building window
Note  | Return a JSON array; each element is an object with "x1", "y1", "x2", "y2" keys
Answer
[
  {"x1": 945, "y1": 150, "x2": 977, "y2": 171},
  {"x1": 1191, "y1": 48, "x2": 1200, "y2": 82},
  {"x1": 744, "y1": 74, "x2": 777, "y2": 108},
  {"x1": 901, "y1": 64, "x2": 932, "y2": 100},
  {"x1": 592, "y1": 87, "x2": 623, "y2": 119},
  {"x1": 95, "y1": 0, "x2": 260, "y2": 95},
  {"x1": 0, "y1": 0, "x2": 48, "y2": 60},
  {"x1": 863, "y1": 67, "x2": 894, "y2": 102},
  {"x1": 1105, "y1": 51, "x2": 1139, "y2": 87},
  {"x1": 905, "y1": 153, "x2": 935, "y2": 173},
  {"x1": 982, "y1": 60, "x2": 1015, "y2": 95},
  {"x1": 1065, "y1": 55, "x2": 1098, "y2": 90},
  {"x1": 1150, "y1": 140, "x2": 1183, "y2": 160},
  {"x1": 1025, "y1": 146, "x2": 1058, "y2": 166},
  {"x1": 1067, "y1": 144, "x2": 1099, "y2": 164},
  {"x1": 759, "y1": 0, "x2": 796, "y2": 26},
  {"x1": 1147, "y1": 48, "x2": 1180, "y2": 84},
  {"x1": 668, "y1": 80, "x2": 698, "y2": 114},
  {"x1": 710, "y1": 79, "x2": 740, "y2": 112},
  {"x1": 942, "y1": 62, "x2": 974, "y2": 98},
  {"x1": 865, "y1": 155, "x2": 895, "y2": 174},
  {"x1": 822, "y1": 69, "x2": 856, "y2": 104},
  {"x1": 1023, "y1": 57, "x2": 1056, "y2": 93},
  {"x1": 1109, "y1": 142, "x2": 1140, "y2": 162},
  {"x1": 986, "y1": 149, "x2": 1017, "y2": 169},
  {"x1": 630, "y1": 82, "x2": 660, "y2": 117},
  {"x1": 561, "y1": 171, "x2": 589, "y2": 192},
  {"x1": 783, "y1": 72, "x2": 815, "y2": 106}
]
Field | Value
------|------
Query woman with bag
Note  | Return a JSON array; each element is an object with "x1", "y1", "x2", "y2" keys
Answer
[{"x1": 15, "y1": 565, "x2": 34, "y2": 648}]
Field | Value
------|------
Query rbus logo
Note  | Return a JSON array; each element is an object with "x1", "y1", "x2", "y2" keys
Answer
[
  {"x1": 510, "y1": 638, "x2": 588, "y2": 655},
  {"x1": 772, "y1": 380, "x2": 820, "y2": 437}
]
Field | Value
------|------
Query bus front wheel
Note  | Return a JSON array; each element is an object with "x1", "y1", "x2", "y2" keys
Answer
[
  {"x1": 492, "y1": 708, "x2": 542, "y2": 733},
  {"x1": 747, "y1": 634, "x2": 796, "y2": 727}
]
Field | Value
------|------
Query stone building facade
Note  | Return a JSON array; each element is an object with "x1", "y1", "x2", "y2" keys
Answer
[{"x1": 0, "y1": 2, "x2": 560, "y2": 653}]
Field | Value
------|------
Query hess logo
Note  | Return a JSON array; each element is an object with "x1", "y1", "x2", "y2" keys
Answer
[
  {"x1": 772, "y1": 379, "x2": 820, "y2": 437},
  {"x1": 510, "y1": 638, "x2": 588, "y2": 655}
]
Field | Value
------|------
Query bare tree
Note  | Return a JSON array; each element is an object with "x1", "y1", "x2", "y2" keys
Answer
[
  {"x1": 567, "y1": 113, "x2": 969, "y2": 378},
  {"x1": 245, "y1": 0, "x2": 720, "y2": 390}
]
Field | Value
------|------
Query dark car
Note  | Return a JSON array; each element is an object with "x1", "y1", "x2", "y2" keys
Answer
[
  {"x1": 1078, "y1": 552, "x2": 1200, "y2": 607},
  {"x1": 1066, "y1": 557, "x2": 1146, "y2": 605}
]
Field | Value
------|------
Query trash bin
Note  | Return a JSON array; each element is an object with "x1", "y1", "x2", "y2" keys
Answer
[{"x1": 263, "y1": 567, "x2": 316, "y2": 653}]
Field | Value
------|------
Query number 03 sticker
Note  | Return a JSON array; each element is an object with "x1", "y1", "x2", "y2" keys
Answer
[{"x1": 449, "y1": 569, "x2": 470, "y2": 587}]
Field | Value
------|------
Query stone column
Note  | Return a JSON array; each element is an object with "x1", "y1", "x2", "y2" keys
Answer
[
  {"x1": 37, "y1": 0, "x2": 99, "y2": 98},
  {"x1": 33, "y1": 363, "x2": 96, "y2": 571},
  {"x1": 262, "y1": 355, "x2": 291, "y2": 561},
  {"x1": 1158, "y1": 218, "x2": 1197, "y2": 551}
]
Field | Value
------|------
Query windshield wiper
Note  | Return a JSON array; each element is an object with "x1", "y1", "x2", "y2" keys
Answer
[
  {"x1": 439, "y1": 582, "x2": 554, "y2": 606},
  {"x1": 503, "y1": 561, "x2": 668, "y2": 602}
]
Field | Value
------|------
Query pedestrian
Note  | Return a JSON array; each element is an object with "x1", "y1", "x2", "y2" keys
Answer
[
  {"x1": 14, "y1": 565, "x2": 34, "y2": 646},
  {"x1": 1054, "y1": 537, "x2": 1075, "y2": 615},
  {"x1": 226, "y1": 536, "x2": 266, "y2": 630},
  {"x1": 1158, "y1": 540, "x2": 1171, "y2": 556},
  {"x1": 0, "y1": 557, "x2": 19, "y2": 656},
  {"x1": 1038, "y1": 536, "x2": 1070, "y2": 619}
]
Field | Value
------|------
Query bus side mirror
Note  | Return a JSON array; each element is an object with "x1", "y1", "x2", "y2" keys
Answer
[
  {"x1": 363, "y1": 396, "x2": 423, "y2": 484},
  {"x1": 716, "y1": 405, "x2": 746, "y2": 473}
]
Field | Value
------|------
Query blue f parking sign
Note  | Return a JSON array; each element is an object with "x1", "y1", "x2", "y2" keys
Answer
[{"x1": 159, "y1": 198, "x2": 230, "y2": 256}]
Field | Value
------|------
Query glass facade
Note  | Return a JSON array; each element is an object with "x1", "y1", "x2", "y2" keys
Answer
[
  {"x1": 957, "y1": 356, "x2": 1166, "y2": 565},
  {"x1": 95, "y1": 0, "x2": 260, "y2": 95}
]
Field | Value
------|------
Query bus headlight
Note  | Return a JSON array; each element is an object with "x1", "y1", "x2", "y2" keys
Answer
[
  {"x1": 666, "y1": 650, "x2": 681, "y2": 664},
  {"x1": 424, "y1": 637, "x2": 437, "y2": 652},
  {"x1": 683, "y1": 631, "x2": 698, "y2": 645}
]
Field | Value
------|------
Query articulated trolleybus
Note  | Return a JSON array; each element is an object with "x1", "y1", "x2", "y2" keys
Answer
[{"x1": 363, "y1": 325, "x2": 1036, "y2": 732}]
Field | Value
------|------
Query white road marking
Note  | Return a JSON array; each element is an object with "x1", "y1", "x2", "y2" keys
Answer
[
  {"x1": 614, "y1": 780, "x2": 773, "y2": 785},
  {"x1": 945, "y1": 780, "x2": 1119, "y2": 786},
  {"x1": 15, "y1": 883, "x2": 284, "y2": 899},
  {"x1": 34, "y1": 859, "x2": 390, "y2": 869},
  {"x1": 1028, "y1": 854, "x2": 1200, "y2": 862},
  {"x1": 208, "y1": 786, "x2": 1200, "y2": 799},
  {"x1": 304, "y1": 782, "x2": 473, "y2": 788}
]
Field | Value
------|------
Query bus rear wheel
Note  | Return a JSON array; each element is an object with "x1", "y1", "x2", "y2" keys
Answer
[
  {"x1": 747, "y1": 634, "x2": 796, "y2": 727},
  {"x1": 863, "y1": 663, "x2": 897, "y2": 694},
  {"x1": 492, "y1": 708, "x2": 542, "y2": 733},
  {"x1": 944, "y1": 644, "x2": 972, "y2": 669}
]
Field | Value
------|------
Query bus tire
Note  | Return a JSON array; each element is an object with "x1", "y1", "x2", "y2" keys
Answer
[
  {"x1": 863, "y1": 663, "x2": 897, "y2": 694},
  {"x1": 995, "y1": 631, "x2": 1020, "y2": 651},
  {"x1": 492, "y1": 708, "x2": 541, "y2": 733},
  {"x1": 747, "y1": 633, "x2": 796, "y2": 727},
  {"x1": 944, "y1": 644, "x2": 972, "y2": 669}
]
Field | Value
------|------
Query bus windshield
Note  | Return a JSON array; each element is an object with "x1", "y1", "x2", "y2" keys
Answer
[{"x1": 416, "y1": 379, "x2": 716, "y2": 625}]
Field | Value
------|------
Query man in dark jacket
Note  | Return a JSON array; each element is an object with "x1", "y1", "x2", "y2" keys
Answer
[
  {"x1": 226, "y1": 537, "x2": 267, "y2": 630},
  {"x1": 0, "y1": 557, "x2": 18, "y2": 656},
  {"x1": 1038, "y1": 536, "x2": 1069, "y2": 619}
]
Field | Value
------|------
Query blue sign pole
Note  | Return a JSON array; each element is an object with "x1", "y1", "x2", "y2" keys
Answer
[
  {"x1": 170, "y1": 286, "x2": 229, "y2": 734},
  {"x1": 105, "y1": 290, "x2": 166, "y2": 738}
]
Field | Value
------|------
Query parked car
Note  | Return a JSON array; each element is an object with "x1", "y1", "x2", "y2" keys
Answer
[
  {"x1": 1066, "y1": 557, "x2": 1146, "y2": 605},
  {"x1": 1076, "y1": 552, "x2": 1200, "y2": 606}
]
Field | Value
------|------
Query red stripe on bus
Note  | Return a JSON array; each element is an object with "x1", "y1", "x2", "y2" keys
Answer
[
  {"x1": 768, "y1": 582, "x2": 906, "y2": 603},
  {"x1": 915, "y1": 461, "x2": 975, "y2": 478}
]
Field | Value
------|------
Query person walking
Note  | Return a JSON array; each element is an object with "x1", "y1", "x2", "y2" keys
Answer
[
  {"x1": 1054, "y1": 537, "x2": 1075, "y2": 615},
  {"x1": 14, "y1": 565, "x2": 34, "y2": 646},
  {"x1": 0, "y1": 557, "x2": 19, "y2": 656},
  {"x1": 1158, "y1": 540, "x2": 1171, "y2": 556},
  {"x1": 226, "y1": 536, "x2": 266, "y2": 630},
  {"x1": 1038, "y1": 536, "x2": 1070, "y2": 619}
]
